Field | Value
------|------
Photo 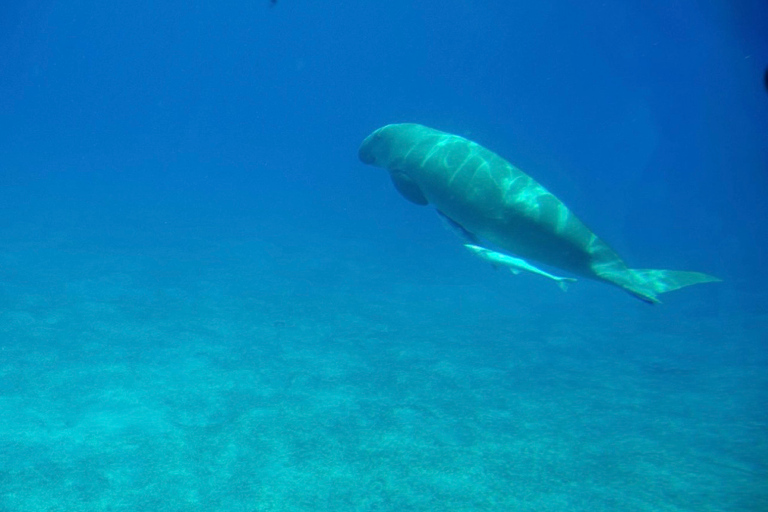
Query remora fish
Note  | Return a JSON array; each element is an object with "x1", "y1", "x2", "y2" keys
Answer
[
  {"x1": 464, "y1": 244, "x2": 576, "y2": 291},
  {"x1": 358, "y1": 123, "x2": 719, "y2": 303}
]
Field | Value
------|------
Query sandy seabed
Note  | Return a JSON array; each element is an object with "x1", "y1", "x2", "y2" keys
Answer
[{"x1": 0, "y1": 218, "x2": 765, "y2": 512}]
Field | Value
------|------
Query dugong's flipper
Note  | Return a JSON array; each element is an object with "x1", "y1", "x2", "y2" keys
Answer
[{"x1": 464, "y1": 244, "x2": 577, "y2": 291}]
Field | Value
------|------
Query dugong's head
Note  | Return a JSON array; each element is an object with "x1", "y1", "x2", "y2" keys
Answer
[
  {"x1": 358, "y1": 123, "x2": 427, "y2": 168},
  {"x1": 359, "y1": 123, "x2": 433, "y2": 206}
]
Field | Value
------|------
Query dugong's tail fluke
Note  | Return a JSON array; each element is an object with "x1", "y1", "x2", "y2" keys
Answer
[{"x1": 603, "y1": 268, "x2": 721, "y2": 304}]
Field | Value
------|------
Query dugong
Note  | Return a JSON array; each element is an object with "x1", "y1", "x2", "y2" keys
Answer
[{"x1": 358, "y1": 123, "x2": 719, "y2": 303}]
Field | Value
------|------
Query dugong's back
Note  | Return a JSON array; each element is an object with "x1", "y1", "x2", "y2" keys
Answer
[{"x1": 360, "y1": 123, "x2": 620, "y2": 278}]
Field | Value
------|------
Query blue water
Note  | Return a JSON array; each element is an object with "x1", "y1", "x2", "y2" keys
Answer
[{"x1": 1, "y1": 1, "x2": 766, "y2": 510}]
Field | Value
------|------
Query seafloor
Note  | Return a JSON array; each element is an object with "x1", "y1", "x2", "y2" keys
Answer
[{"x1": 0, "y1": 208, "x2": 765, "y2": 512}]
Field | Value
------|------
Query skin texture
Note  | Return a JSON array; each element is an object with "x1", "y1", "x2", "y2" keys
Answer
[{"x1": 359, "y1": 123, "x2": 719, "y2": 303}]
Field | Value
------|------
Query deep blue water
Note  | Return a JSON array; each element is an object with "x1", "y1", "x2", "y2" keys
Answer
[{"x1": 1, "y1": 1, "x2": 766, "y2": 510}]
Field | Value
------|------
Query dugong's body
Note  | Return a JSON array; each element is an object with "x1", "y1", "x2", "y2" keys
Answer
[{"x1": 359, "y1": 123, "x2": 719, "y2": 303}]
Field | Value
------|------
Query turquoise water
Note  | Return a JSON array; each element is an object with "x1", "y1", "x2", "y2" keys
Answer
[
  {"x1": 1, "y1": 1, "x2": 767, "y2": 510},
  {"x1": 0, "y1": 206, "x2": 764, "y2": 511}
]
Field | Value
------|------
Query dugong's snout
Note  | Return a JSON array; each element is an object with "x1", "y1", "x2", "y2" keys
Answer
[
  {"x1": 358, "y1": 132, "x2": 380, "y2": 165},
  {"x1": 358, "y1": 143, "x2": 376, "y2": 165}
]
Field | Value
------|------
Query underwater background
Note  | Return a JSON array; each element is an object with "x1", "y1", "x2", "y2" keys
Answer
[{"x1": 1, "y1": 1, "x2": 766, "y2": 510}]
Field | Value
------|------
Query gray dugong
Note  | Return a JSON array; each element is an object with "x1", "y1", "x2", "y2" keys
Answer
[{"x1": 359, "y1": 123, "x2": 719, "y2": 303}]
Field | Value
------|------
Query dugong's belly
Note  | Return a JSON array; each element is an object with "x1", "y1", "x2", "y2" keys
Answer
[{"x1": 431, "y1": 187, "x2": 597, "y2": 277}]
